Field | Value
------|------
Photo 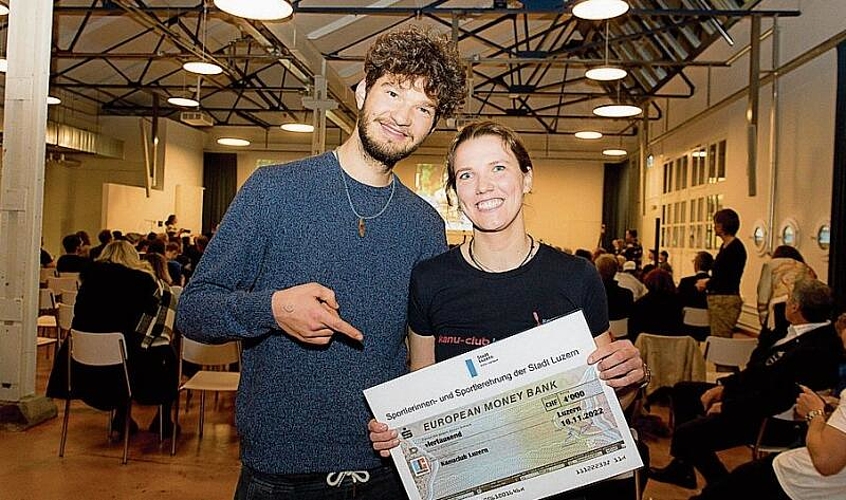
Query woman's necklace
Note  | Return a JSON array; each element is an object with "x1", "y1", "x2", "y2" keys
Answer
[
  {"x1": 468, "y1": 234, "x2": 535, "y2": 273},
  {"x1": 334, "y1": 150, "x2": 396, "y2": 237}
]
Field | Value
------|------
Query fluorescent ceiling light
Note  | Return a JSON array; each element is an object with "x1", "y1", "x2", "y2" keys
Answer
[
  {"x1": 183, "y1": 61, "x2": 223, "y2": 75},
  {"x1": 572, "y1": 0, "x2": 630, "y2": 20},
  {"x1": 217, "y1": 137, "x2": 251, "y2": 147},
  {"x1": 47, "y1": 96, "x2": 62, "y2": 105},
  {"x1": 602, "y1": 148, "x2": 628, "y2": 156},
  {"x1": 168, "y1": 96, "x2": 200, "y2": 107},
  {"x1": 593, "y1": 103, "x2": 642, "y2": 118},
  {"x1": 214, "y1": 0, "x2": 293, "y2": 20},
  {"x1": 585, "y1": 65, "x2": 627, "y2": 81},
  {"x1": 0, "y1": 58, "x2": 6, "y2": 73},
  {"x1": 575, "y1": 130, "x2": 603, "y2": 140},
  {"x1": 281, "y1": 123, "x2": 314, "y2": 133}
]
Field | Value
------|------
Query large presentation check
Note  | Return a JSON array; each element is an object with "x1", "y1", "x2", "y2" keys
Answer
[{"x1": 364, "y1": 311, "x2": 642, "y2": 500}]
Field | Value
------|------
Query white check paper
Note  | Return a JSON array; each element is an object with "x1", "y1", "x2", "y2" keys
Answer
[{"x1": 364, "y1": 312, "x2": 642, "y2": 500}]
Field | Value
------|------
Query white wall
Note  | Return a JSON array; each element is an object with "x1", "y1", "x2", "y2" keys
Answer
[
  {"x1": 642, "y1": 1, "x2": 840, "y2": 330},
  {"x1": 228, "y1": 147, "x2": 605, "y2": 251}
]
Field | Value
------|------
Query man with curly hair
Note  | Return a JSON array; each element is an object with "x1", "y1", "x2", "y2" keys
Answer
[{"x1": 177, "y1": 26, "x2": 465, "y2": 499}]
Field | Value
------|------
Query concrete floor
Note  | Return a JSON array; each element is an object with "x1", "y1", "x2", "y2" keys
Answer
[{"x1": 0, "y1": 351, "x2": 751, "y2": 500}]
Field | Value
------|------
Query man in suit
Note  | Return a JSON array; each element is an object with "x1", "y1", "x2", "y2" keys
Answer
[
  {"x1": 650, "y1": 278, "x2": 844, "y2": 490},
  {"x1": 678, "y1": 251, "x2": 713, "y2": 309}
]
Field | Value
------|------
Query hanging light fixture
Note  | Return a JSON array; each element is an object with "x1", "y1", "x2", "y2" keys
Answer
[
  {"x1": 593, "y1": 80, "x2": 642, "y2": 117},
  {"x1": 593, "y1": 103, "x2": 642, "y2": 117},
  {"x1": 168, "y1": 96, "x2": 200, "y2": 107},
  {"x1": 0, "y1": 4, "x2": 8, "y2": 16},
  {"x1": 281, "y1": 123, "x2": 314, "y2": 133},
  {"x1": 214, "y1": 0, "x2": 293, "y2": 20},
  {"x1": 572, "y1": 0, "x2": 629, "y2": 20},
  {"x1": 47, "y1": 95, "x2": 62, "y2": 105},
  {"x1": 585, "y1": 21, "x2": 627, "y2": 81},
  {"x1": 183, "y1": 4, "x2": 223, "y2": 76},
  {"x1": 602, "y1": 148, "x2": 627, "y2": 156},
  {"x1": 0, "y1": 58, "x2": 6, "y2": 73},
  {"x1": 168, "y1": 75, "x2": 202, "y2": 107},
  {"x1": 575, "y1": 130, "x2": 603, "y2": 140},
  {"x1": 217, "y1": 137, "x2": 250, "y2": 147}
]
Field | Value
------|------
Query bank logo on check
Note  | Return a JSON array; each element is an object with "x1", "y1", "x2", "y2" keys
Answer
[{"x1": 464, "y1": 359, "x2": 478, "y2": 377}]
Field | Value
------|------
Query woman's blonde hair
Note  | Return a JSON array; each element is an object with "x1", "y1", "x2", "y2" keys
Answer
[{"x1": 97, "y1": 240, "x2": 155, "y2": 279}]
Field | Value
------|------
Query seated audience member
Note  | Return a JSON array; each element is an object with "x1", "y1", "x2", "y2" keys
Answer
[
  {"x1": 41, "y1": 238, "x2": 55, "y2": 268},
  {"x1": 46, "y1": 241, "x2": 178, "y2": 437},
  {"x1": 76, "y1": 230, "x2": 92, "y2": 258},
  {"x1": 629, "y1": 268, "x2": 683, "y2": 340},
  {"x1": 89, "y1": 229, "x2": 112, "y2": 260},
  {"x1": 692, "y1": 314, "x2": 846, "y2": 500},
  {"x1": 112, "y1": 230, "x2": 125, "y2": 241},
  {"x1": 142, "y1": 252, "x2": 173, "y2": 287},
  {"x1": 574, "y1": 248, "x2": 593, "y2": 261},
  {"x1": 612, "y1": 238, "x2": 626, "y2": 257},
  {"x1": 679, "y1": 251, "x2": 713, "y2": 310},
  {"x1": 164, "y1": 241, "x2": 185, "y2": 286},
  {"x1": 641, "y1": 262, "x2": 657, "y2": 279},
  {"x1": 757, "y1": 245, "x2": 817, "y2": 339},
  {"x1": 617, "y1": 260, "x2": 648, "y2": 301},
  {"x1": 56, "y1": 233, "x2": 90, "y2": 274},
  {"x1": 659, "y1": 250, "x2": 673, "y2": 275},
  {"x1": 650, "y1": 279, "x2": 845, "y2": 490},
  {"x1": 595, "y1": 254, "x2": 634, "y2": 321},
  {"x1": 135, "y1": 239, "x2": 150, "y2": 255}
]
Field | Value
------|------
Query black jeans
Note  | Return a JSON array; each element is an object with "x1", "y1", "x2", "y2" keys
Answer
[
  {"x1": 696, "y1": 454, "x2": 790, "y2": 500},
  {"x1": 233, "y1": 465, "x2": 404, "y2": 500},
  {"x1": 669, "y1": 382, "x2": 760, "y2": 484}
]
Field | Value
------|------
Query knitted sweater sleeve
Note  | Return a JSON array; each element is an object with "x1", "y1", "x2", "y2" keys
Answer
[{"x1": 176, "y1": 169, "x2": 278, "y2": 342}]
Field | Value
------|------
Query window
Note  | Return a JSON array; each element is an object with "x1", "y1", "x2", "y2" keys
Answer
[
  {"x1": 691, "y1": 147, "x2": 706, "y2": 186},
  {"x1": 658, "y1": 139, "x2": 726, "y2": 255},
  {"x1": 816, "y1": 223, "x2": 831, "y2": 251},
  {"x1": 675, "y1": 157, "x2": 688, "y2": 191},
  {"x1": 663, "y1": 161, "x2": 673, "y2": 193}
]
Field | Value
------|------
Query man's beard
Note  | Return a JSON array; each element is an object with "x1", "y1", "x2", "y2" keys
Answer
[{"x1": 357, "y1": 109, "x2": 424, "y2": 168}]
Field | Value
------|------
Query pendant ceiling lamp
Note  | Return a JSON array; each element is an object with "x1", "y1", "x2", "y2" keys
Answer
[
  {"x1": 593, "y1": 81, "x2": 642, "y2": 117},
  {"x1": 167, "y1": 96, "x2": 200, "y2": 107},
  {"x1": 602, "y1": 148, "x2": 627, "y2": 156},
  {"x1": 217, "y1": 137, "x2": 251, "y2": 147},
  {"x1": 281, "y1": 123, "x2": 314, "y2": 133},
  {"x1": 572, "y1": 0, "x2": 630, "y2": 20},
  {"x1": 593, "y1": 103, "x2": 642, "y2": 117},
  {"x1": 183, "y1": 5, "x2": 223, "y2": 76},
  {"x1": 585, "y1": 21, "x2": 627, "y2": 82},
  {"x1": 214, "y1": 0, "x2": 293, "y2": 20},
  {"x1": 169, "y1": 75, "x2": 202, "y2": 108},
  {"x1": 47, "y1": 95, "x2": 62, "y2": 105},
  {"x1": 0, "y1": 4, "x2": 8, "y2": 16},
  {"x1": 575, "y1": 130, "x2": 603, "y2": 140}
]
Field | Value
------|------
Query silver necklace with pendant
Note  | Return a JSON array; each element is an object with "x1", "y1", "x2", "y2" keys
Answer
[{"x1": 334, "y1": 150, "x2": 396, "y2": 237}]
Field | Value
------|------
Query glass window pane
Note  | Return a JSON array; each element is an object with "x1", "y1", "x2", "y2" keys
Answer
[
  {"x1": 718, "y1": 140, "x2": 726, "y2": 181},
  {"x1": 708, "y1": 143, "x2": 717, "y2": 183}
]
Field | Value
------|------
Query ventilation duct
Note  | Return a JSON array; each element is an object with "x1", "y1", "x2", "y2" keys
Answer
[{"x1": 45, "y1": 121, "x2": 124, "y2": 159}]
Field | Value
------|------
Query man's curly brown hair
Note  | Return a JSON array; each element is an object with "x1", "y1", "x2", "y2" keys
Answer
[{"x1": 364, "y1": 26, "x2": 466, "y2": 120}]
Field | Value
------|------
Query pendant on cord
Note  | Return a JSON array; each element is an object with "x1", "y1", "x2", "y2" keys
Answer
[{"x1": 358, "y1": 218, "x2": 366, "y2": 238}]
